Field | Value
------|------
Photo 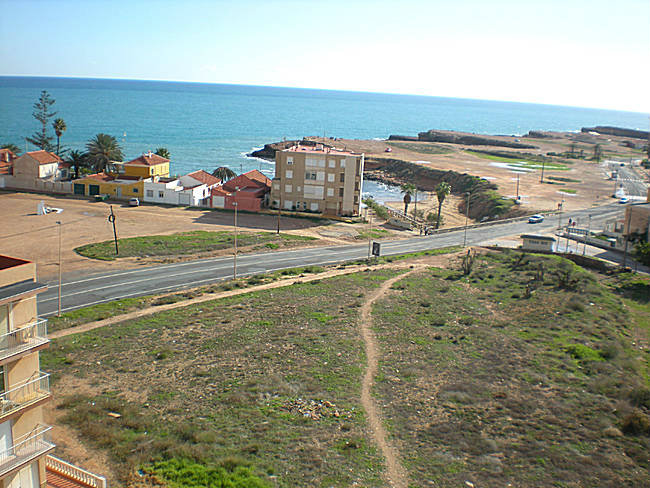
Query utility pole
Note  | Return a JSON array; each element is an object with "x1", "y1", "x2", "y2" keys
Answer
[
  {"x1": 276, "y1": 194, "x2": 281, "y2": 235},
  {"x1": 540, "y1": 160, "x2": 545, "y2": 183},
  {"x1": 463, "y1": 192, "x2": 471, "y2": 247},
  {"x1": 583, "y1": 214, "x2": 591, "y2": 256},
  {"x1": 233, "y1": 187, "x2": 239, "y2": 280},
  {"x1": 622, "y1": 208, "x2": 632, "y2": 268},
  {"x1": 516, "y1": 173, "x2": 520, "y2": 201},
  {"x1": 367, "y1": 211, "x2": 373, "y2": 260},
  {"x1": 56, "y1": 221, "x2": 62, "y2": 317},
  {"x1": 108, "y1": 206, "x2": 118, "y2": 255}
]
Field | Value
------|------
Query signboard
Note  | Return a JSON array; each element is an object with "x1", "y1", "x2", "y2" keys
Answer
[{"x1": 372, "y1": 242, "x2": 381, "y2": 257}]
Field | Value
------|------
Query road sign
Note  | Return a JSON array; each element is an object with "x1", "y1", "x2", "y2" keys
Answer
[{"x1": 372, "y1": 242, "x2": 381, "y2": 257}]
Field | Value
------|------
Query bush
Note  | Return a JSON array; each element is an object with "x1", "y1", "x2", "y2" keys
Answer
[{"x1": 621, "y1": 409, "x2": 650, "y2": 436}]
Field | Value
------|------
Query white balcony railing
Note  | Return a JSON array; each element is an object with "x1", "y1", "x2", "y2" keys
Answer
[
  {"x1": 0, "y1": 424, "x2": 54, "y2": 477},
  {"x1": 46, "y1": 455, "x2": 108, "y2": 488},
  {"x1": 0, "y1": 372, "x2": 50, "y2": 418},
  {"x1": 0, "y1": 319, "x2": 48, "y2": 362}
]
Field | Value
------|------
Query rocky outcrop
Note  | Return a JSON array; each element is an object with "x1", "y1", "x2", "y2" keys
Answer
[
  {"x1": 364, "y1": 157, "x2": 524, "y2": 221},
  {"x1": 387, "y1": 135, "x2": 419, "y2": 141},
  {"x1": 581, "y1": 126, "x2": 649, "y2": 140},
  {"x1": 247, "y1": 141, "x2": 299, "y2": 161},
  {"x1": 417, "y1": 130, "x2": 537, "y2": 149},
  {"x1": 525, "y1": 131, "x2": 560, "y2": 139}
]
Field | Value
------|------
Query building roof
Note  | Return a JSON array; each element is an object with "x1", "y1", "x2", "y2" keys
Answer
[
  {"x1": 25, "y1": 150, "x2": 62, "y2": 164},
  {"x1": 243, "y1": 169, "x2": 271, "y2": 186},
  {"x1": 126, "y1": 152, "x2": 169, "y2": 166},
  {"x1": 186, "y1": 170, "x2": 221, "y2": 187},
  {"x1": 520, "y1": 234, "x2": 556, "y2": 241},
  {"x1": 0, "y1": 148, "x2": 17, "y2": 163},
  {"x1": 0, "y1": 161, "x2": 12, "y2": 175},
  {"x1": 223, "y1": 170, "x2": 271, "y2": 192},
  {"x1": 75, "y1": 172, "x2": 116, "y2": 183},
  {"x1": 283, "y1": 144, "x2": 360, "y2": 157}
]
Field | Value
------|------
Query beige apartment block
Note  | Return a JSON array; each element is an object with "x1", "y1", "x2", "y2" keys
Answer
[
  {"x1": 270, "y1": 144, "x2": 364, "y2": 216},
  {"x1": 0, "y1": 256, "x2": 106, "y2": 488}
]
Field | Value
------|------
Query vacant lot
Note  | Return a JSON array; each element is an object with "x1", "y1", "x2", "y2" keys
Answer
[
  {"x1": 372, "y1": 252, "x2": 650, "y2": 486},
  {"x1": 42, "y1": 252, "x2": 650, "y2": 487}
]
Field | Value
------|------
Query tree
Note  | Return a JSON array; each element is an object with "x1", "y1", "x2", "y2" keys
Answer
[
  {"x1": 26, "y1": 90, "x2": 57, "y2": 151},
  {"x1": 593, "y1": 144, "x2": 603, "y2": 162},
  {"x1": 1, "y1": 143, "x2": 20, "y2": 154},
  {"x1": 155, "y1": 147, "x2": 170, "y2": 159},
  {"x1": 86, "y1": 134, "x2": 123, "y2": 172},
  {"x1": 401, "y1": 183, "x2": 415, "y2": 216},
  {"x1": 635, "y1": 241, "x2": 650, "y2": 266},
  {"x1": 434, "y1": 181, "x2": 451, "y2": 229},
  {"x1": 53, "y1": 118, "x2": 67, "y2": 156},
  {"x1": 66, "y1": 150, "x2": 90, "y2": 179},
  {"x1": 212, "y1": 166, "x2": 237, "y2": 182}
]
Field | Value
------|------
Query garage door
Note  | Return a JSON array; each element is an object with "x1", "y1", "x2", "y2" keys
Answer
[
  {"x1": 73, "y1": 184, "x2": 85, "y2": 195},
  {"x1": 89, "y1": 185, "x2": 100, "y2": 196}
]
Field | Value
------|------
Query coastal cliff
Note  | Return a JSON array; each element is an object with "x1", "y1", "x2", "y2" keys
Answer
[
  {"x1": 581, "y1": 126, "x2": 649, "y2": 140},
  {"x1": 389, "y1": 130, "x2": 537, "y2": 149}
]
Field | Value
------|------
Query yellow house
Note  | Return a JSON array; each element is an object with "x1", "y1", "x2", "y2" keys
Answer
[
  {"x1": 108, "y1": 152, "x2": 170, "y2": 179},
  {"x1": 72, "y1": 152, "x2": 170, "y2": 199}
]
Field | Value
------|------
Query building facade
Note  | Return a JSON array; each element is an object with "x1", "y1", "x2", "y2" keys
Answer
[{"x1": 269, "y1": 145, "x2": 363, "y2": 216}]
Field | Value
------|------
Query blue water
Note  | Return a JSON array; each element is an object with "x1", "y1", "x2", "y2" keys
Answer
[{"x1": 2, "y1": 76, "x2": 647, "y2": 195}]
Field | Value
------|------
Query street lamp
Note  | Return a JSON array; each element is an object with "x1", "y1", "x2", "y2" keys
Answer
[
  {"x1": 463, "y1": 192, "x2": 471, "y2": 248},
  {"x1": 367, "y1": 210, "x2": 373, "y2": 260},
  {"x1": 56, "y1": 221, "x2": 62, "y2": 317},
  {"x1": 233, "y1": 187, "x2": 239, "y2": 280}
]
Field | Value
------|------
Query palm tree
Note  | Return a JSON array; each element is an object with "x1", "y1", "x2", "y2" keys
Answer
[
  {"x1": 434, "y1": 181, "x2": 451, "y2": 229},
  {"x1": 86, "y1": 134, "x2": 123, "y2": 173},
  {"x1": 155, "y1": 147, "x2": 170, "y2": 159},
  {"x1": 212, "y1": 166, "x2": 237, "y2": 182},
  {"x1": 53, "y1": 118, "x2": 67, "y2": 156},
  {"x1": 67, "y1": 150, "x2": 90, "y2": 179},
  {"x1": 1, "y1": 143, "x2": 20, "y2": 154},
  {"x1": 401, "y1": 183, "x2": 415, "y2": 216}
]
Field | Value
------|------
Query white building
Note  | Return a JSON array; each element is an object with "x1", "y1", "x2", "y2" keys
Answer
[
  {"x1": 521, "y1": 234, "x2": 556, "y2": 252},
  {"x1": 143, "y1": 170, "x2": 221, "y2": 207}
]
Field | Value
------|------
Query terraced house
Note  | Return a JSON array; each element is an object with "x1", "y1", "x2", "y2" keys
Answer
[
  {"x1": 270, "y1": 144, "x2": 364, "y2": 216},
  {"x1": 0, "y1": 256, "x2": 106, "y2": 488}
]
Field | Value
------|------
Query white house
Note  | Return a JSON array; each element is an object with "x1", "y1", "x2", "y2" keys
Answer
[
  {"x1": 12, "y1": 150, "x2": 68, "y2": 180},
  {"x1": 143, "y1": 170, "x2": 221, "y2": 206}
]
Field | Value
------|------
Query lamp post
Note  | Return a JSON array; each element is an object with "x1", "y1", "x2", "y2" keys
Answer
[
  {"x1": 583, "y1": 214, "x2": 591, "y2": 256},
  {"x1": 56, "y1": 221, "x2": 62, "y2": 317},
  {"x1": 233, "y1": 187, "x2": 239, "y2": 280},
  {"x1": 463, "y1": 192, "x2": 471, "y2": 248},
  {"x1": 367, "y1": 211, "x2": 373, "y2": 261},
  {"x1": 276, "y1": 193, "x2": 281, "y2": 235}
]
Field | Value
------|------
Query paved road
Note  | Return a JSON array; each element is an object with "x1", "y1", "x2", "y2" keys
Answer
[
  {"x1": 610, "y1": 162, "x2": 648, "y2": 197},
  {"x1": 37, "y1": 204, "x2": 625, "y2": 316}
]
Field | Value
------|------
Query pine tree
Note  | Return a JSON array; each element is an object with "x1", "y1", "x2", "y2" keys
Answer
[{"x1": 26, "y1": 91, "x2": 57, "y2": 151}]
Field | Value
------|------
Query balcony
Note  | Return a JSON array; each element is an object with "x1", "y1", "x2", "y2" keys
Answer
[
  {"x1": 0, "y1": 372, "x2": 50, "y2": 420},
  {"x1": 0, "y1": 319, "x2": 49, "y2": 363},
  {"x1": 46, "y1": 455, "x2": 108, "y2": 488},
  {"x1": 0, "y1": 424, "x2": 55, "y2": 477}
]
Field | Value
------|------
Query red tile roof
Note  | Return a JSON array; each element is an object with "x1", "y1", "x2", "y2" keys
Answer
[
  {"x1": 0, "y1": 148, "x2": 17, "y2": 163},
  {"x1": 75, "y1": 172, "x2": 115, "y2": 182},
  {"x1": 186, "y1": 170, "x2": 221, "y2": 187},
  {"x1": 243, "y1": 169, "x2": 271, "y2": 186},
  {"x1": 223, "y1": 170, "x2": 271, "y2": 192},
  {"x1": 126, "y1": 152, "x2": 169, "y2": 166},
  {"x1": 0, "y1": 162, "x2": 12, "y2": 175},
  {"x1": 26, "y1": 150, "x2": 62, "y2": 164}
]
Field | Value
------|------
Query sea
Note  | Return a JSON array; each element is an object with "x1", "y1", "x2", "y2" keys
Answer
[{"x1": 1, "y1": 76, "x2": 647, "y2": 203}]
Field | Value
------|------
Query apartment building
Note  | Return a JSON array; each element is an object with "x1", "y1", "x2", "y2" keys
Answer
[
  {"x1": 270, "y1": 144, "x2": 364, "y2": 216},
  {"x1": 0, "y1": 256, "x2": 106, "y2": 488}
]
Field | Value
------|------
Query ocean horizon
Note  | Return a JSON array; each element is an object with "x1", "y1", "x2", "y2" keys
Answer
[{"x1": 2, "y1": 75, "x2": 648, "y2": 198}]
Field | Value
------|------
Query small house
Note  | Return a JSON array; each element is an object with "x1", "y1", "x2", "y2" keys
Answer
[{"x1": 521, "y1": 234, "x2": 556, "y2": 252}]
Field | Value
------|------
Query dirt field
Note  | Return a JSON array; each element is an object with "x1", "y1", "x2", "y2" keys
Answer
[{"x1": 0, "y1": 192, "x2": 384, "y2": 280}]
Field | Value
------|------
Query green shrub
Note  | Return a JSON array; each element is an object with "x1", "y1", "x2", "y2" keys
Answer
[
  {"x1": 566, "y1": 344, "x2": 604, "y2": 362},
  {"x1": 144, "y1": 458, "x2": 269, "y2": 488},
  {"x1": 621, "y1": 409, "x2": 650, "y2": 436}
]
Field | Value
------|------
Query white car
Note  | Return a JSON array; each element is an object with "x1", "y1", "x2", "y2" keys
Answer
[
  {"x1": 129, "y1": 197, "x2": 140, "y2": 207},
  {"x1": 528, "y1": 214, "x2": 544, "y2": 223}
]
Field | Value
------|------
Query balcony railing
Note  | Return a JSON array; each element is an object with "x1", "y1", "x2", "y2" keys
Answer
[
  {"x1": 0, "y1": 319, "x2": 48, "y2": 362},
  {"x1": 0, "y1": 424, "x2": 54, "y2": 477},
  {"x1": 0, "y1": 372, "x2": 50, "y2": 418},
  {"x1": 46, "y1": 455, "x2": 108, "y2": 488}
]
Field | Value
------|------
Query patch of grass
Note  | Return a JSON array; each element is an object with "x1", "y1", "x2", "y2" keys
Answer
[
  {"x1": 356, "y1": 229, "x2": 390, "y2": 240},
  {"x1": 466, "y1": 150, "x2": 568, "y2": 170},
  {"x1": 143, "y1": 458, "x2": 269, "y2": 488},
  {"x1": 362, "y1": 197, "x2": 389, "y2": 220},
  {"x1": 558, "y1": 188, "x2": 577, "y2": 194},
  {"x1": 75, "y1": 230, "x2": 316, "y2": 261},
  {"x1": 386, "y1": 141, "x2": 453, "y2": 155},
  {"x1": 547, "y1": 176, "x2": 581, "y2": 183}
]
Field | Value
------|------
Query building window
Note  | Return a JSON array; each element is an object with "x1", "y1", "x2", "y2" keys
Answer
[
  {"x1": 159, "y1": 191, "x2": 164, "y2": 198},
  {"x1": 340, "y1": 173, "x2": 345, "y2": 182},
  {"x1": 133, "y1": 188, "x2": 138, "y2": 193},
  {"x1": 310, "y1": 202, "x2": 319, "y2": 211},
  {"x1": 286, "y1": 170, "x2": 293, "y2": 179},
  {"x1": 339, "y1": 188, "x2": 344, "y2": 197},
  {"x1": 305, "y1": 171, "x2": 317, "y2": 180},
  {"x1": 327, "y1": 188, "x2": 334, "y2": 197},
  {"x1": 329, "y1": 159, "x2": 336, "y2": 168},
  {"x1": 287, "y1": 157, "x2": 293, "y2": 165},
  {"x1": 146, "y1": 190, "x2": 153, "y2": 197},
  {"x1": 273, "y1": 183, "x2": 280, "y2": 190},
  {"x1": 327, "y1": 173, "x2": 335, "y2": 182},
  {"x1": 285, "y1": 184, "x2": 292, "y2": 193},
  {"x1": 340, "y1": 159, "x2": 346, "y2": 168}
]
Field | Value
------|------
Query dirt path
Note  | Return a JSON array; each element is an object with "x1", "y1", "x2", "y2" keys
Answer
[{"x1": 359, "y1": 266, "x2": 422, "y2": 488}]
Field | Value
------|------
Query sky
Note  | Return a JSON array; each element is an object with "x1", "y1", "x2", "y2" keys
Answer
[{"x1": 1, "y1": 0, "x2": 649, "y2": 113}]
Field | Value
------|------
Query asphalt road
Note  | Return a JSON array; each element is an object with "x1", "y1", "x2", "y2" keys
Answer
[
  {"x1": 612, "y1": 163, "x2": 648, "y2": 197},
  {"x1": 37, "y1": 204, "x2": 626, "y2": 316}
]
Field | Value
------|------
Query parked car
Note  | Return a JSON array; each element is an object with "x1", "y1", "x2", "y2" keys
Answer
[
  {"x1": 619, "y1": 196, "x2": 629, "y2": 204},
  {"x1": 528, "y1": 214, "x2": 544, "y2": 223},
  {"x1": 129, "y1": 197, "x2": 140, "y2": 207}
]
